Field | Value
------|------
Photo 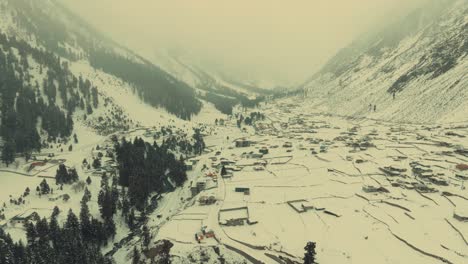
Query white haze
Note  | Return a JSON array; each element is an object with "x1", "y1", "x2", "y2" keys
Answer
[{"x1": 61, "y1": 0, "x2": 429, "y2": 87}]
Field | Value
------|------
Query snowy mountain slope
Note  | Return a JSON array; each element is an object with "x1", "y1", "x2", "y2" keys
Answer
[
  {"x1": 0, "y1": 0, "x2": 203, "y2": 120},
  {"x1": 301, "y1": 0, "x2": 468, "y2": 124},
  {"x1": 69, "y1": 60, "x2": 226, "y2": 130},
  {"x1": 0, "y1": 0, "x2": 230, "y2": 172}
]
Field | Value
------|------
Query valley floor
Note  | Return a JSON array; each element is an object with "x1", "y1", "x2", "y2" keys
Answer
[{"x1": 140, "y1": 97, "x2": 468, "y2": 263}]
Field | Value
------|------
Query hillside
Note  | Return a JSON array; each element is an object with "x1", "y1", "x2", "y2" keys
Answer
[
  {"x1": 301, "y1": 0, "x2": 467, "y2": 123},
  {"x1": 0, "y1": 0, "x2": 202, "y2": 121},
  {"x1": 0, "y1": 1, "x2": 217, "y2": 263},
  {"x1": 0, "y1": 0, "x2": 229, "y2": 164}
]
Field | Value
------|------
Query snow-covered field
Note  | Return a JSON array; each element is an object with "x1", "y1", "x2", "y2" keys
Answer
[{"x1": 141, "y1": 97, "x2": 468, "y2": 264}]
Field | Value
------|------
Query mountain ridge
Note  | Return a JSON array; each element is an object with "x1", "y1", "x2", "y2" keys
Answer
[{"x1": 300, "y1": 0, "x2": 467, "y2": 123}]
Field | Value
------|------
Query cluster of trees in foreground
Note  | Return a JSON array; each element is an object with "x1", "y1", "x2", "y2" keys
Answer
[{"x1": 0, "y1": 200, "x2": 113, "y2": 264}]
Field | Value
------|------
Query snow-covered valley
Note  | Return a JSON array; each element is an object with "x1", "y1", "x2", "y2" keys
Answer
[{"x1": 1, "y1": 0, "x2": 467, "y2": 263}]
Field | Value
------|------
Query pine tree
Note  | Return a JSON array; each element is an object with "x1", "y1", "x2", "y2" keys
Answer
[
  {"x1": 25, "y1": 222, "x2": 37, "y2": 246},
  {"x1": 13, "y1": 240, "x2": 27, "y2": 264},
  {"x1": 39, "y1": 179, "x2": 50, "y2": 194},
  {"x1": 0, "y1": 238, "x2": 15, "y2": 264},
  {"x1": 55, "y1": 164, "x2": 69, "y2": 185},
  {"x1": 142, "y1": 225, "x2": 151, "y2": 249},
  {"x1": 83, "y1": 187, "x2": 92, "y2": 203},
  {"x1": 64, "y1": 210, "x2": 81, "y2": 238},
  {"x1": 51, "y1": 206, "x2": 60, "y2": 218},
  {"x1": 303, "y1": 241, "x2": 317, "y2": 264},
  {"x1": 132, "y1": 246, "x2": 140, "y2": 264},
  {"x1": 98, "y1": 175, "x2": 116, "y2": 220},
  {"x1": 49, "y1": 214, "x2": 61, "y2": 249},
  {"x1": 92, "y1": 158, "x2": 101, "y2": 169},
  {"x1": 62, "y1": 209, "x2": 86, "y2": 264},
  {"x1": 127, "y1": 208, "x2": 135, "y2": 229},
  {"x1": 69, "y1": 168, "x2": 79, "y2": 182},
  {"x1": 35, "y1": 217, "x2": 49, "y2": 242},
  {"x1": 104, "y1": 218, "x2": 116, "y2": 239},
  {"x1": 80, "y1": 194, "x2": 92, "y2": 242},
  {"x1": 24, "y1": 187, "x2": 30, "y2": 197},
  {"x1": 111, "y1": 176, "x2": 119, "y2": 212},
  {"x1": 1, "y1": 140, "x2": 15, "y2": 166}
]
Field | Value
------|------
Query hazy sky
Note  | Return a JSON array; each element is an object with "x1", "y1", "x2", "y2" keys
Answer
[{"x1": 62, "y1": 0, "x2": 427, "y2": 87}]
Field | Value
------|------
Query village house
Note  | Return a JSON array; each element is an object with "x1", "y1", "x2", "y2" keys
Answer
[
  {"x1": 259, "y1": 147, "x2": 269, "y2": 154},
  {"x1": 190, "y1": 180, "x2": 207, "y2": 197},
  {"x1": 254, "y1": 160, "x2": 267, "y2": 166},
  {"x1": 10, "y1": 211, "x2": 40, "y2": 226},
  {"x1": 195, "y1": 229, "x2": 216, "y2": 242},
  {"x1": 235, "y1": 187, "x2": 250, "y2": 195},
  {"x1": 241, "y1": 152, "x2": 263, "y2": 159},
  {"x1": 221, "y1": 170, "x2": 233, "y2": 179},
  {"x1": 254, "y1": 166, "x2": 265, "y2": 171},
  {"x1": 222, "y1": 218, "x2": 245, "y2": 226},
  {"x1": 199, "y1": 196, "x2": 216, "y2": 205},
  {"x1": 235, "y1": 138, "x2": 252, "y2": 148},
  {"x1": 214, "y1": 159, "x2": 236, "y2": 169}
]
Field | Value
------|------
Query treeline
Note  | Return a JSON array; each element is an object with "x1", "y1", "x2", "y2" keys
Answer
[
  {"x1": 201, "y1": 92, "x2": 238, "y2": 115},
  {"x1": 89, "y1": 48, "x2": 202, "y2": 120},
  {"x1": 201, "y1": 91, "x2": 264, "y2": 115},
  {"x1": 0, "y1": 32, "x2": 99, "y2": 165},
  {"x1": 115, "y1": 137, "x2": 188, "y2": 211},
  {"x1": 200, "y1": 88, "x2": 265, "y2": 115},
  {"x1": 239, "y1": 96, "x2": 265, "y2": 108}
]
